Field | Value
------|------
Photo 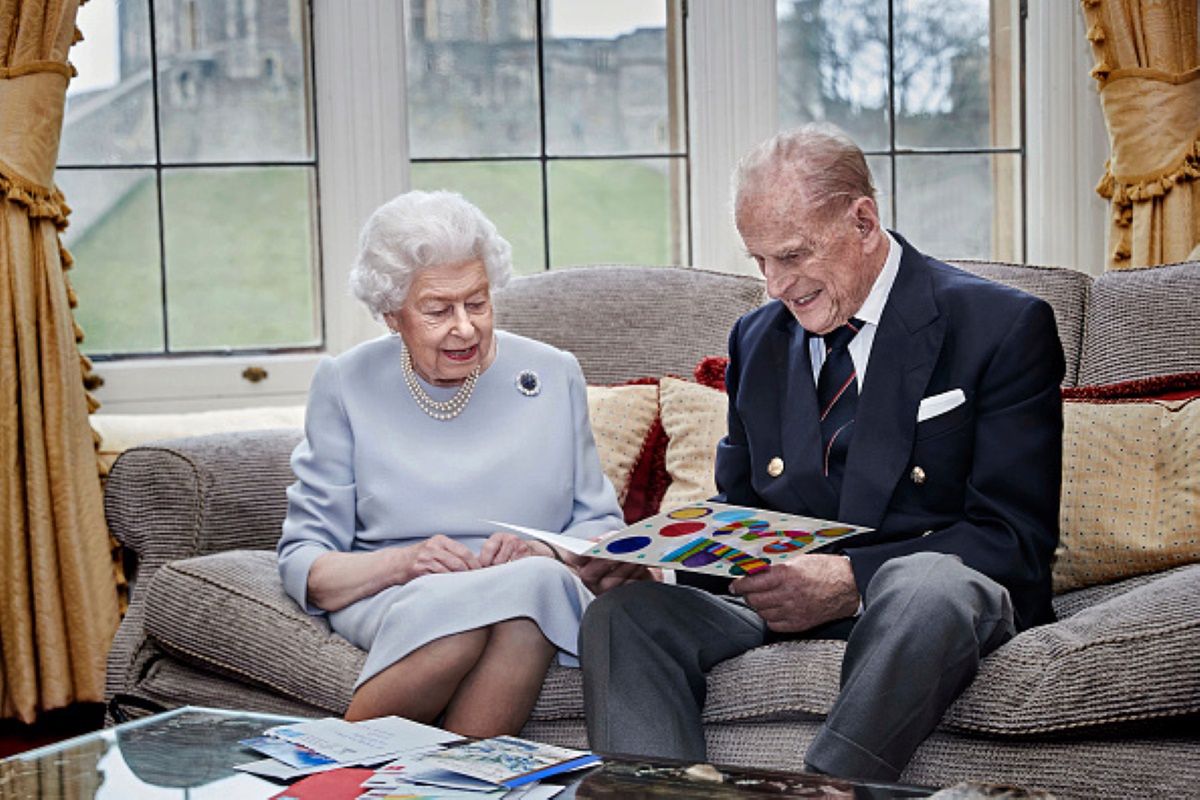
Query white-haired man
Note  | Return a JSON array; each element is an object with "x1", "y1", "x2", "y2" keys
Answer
[{"x1": 578, "y1": 124, "x2": 1065, "y2": 781}]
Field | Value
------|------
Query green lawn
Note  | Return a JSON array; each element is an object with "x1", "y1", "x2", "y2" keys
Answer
[{"x1": 69, "y1": 160, "x2": 676, "y2": 355}]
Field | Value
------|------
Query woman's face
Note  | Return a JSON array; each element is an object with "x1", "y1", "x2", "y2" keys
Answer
[{"x1": 386, "y1": 259, "x2": 495, "y2": 386}]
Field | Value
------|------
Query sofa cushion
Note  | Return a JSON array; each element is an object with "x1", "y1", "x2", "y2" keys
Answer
[
  {"x1": 493, "y1": 265, "x2": 767, "y2": 385},
  {"x1": 1078, "y1": 261, "x2": 1200, "y2": 386},
  {"x1": 949, "y1": 260, "x2": 1091, "y2": 387},
  {"x1": 703, "y1": 566, "x2": 1200, "y2": 736},
  {"x1": 1055, "y1": 396, "x2": 1200, "y2": 592},
  {"x1": 143, "y1": 550, "x2": 362, "y2": 713},
  {"x1": 658, "y1": 377, "x2": 728, "y2": 509},
  {"x1": 586, "y1": 383, "x2": 660, "y2": 505},
  {"x1": 941, "y1": 563, "x2": 1200, "y2": 735}
]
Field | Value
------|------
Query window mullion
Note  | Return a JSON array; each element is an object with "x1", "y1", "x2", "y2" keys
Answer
[{"x1": 687, "y1": 0, "x2": 777, "y2": 274}]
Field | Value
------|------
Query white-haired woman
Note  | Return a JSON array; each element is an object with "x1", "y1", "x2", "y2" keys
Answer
[{"x1": 277, "y1": 190, "x2": 629, "y2": 736}]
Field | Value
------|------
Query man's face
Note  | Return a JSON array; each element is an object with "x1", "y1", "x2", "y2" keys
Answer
[{"x1": 736, "y1": 190, "x2": 881, "y2": 336}]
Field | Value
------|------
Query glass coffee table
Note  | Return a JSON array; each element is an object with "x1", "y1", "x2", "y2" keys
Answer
[
  {"x1": 0, "y1": 706, "x2": 303, "y2": 799},
  {"x1": 0, "y1": 706, "x2": 935, "y2": 799}
]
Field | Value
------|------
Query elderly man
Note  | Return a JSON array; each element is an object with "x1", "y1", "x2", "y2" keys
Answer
[{"x1": 578, "y1": 124, "x2": 1065, "y2": 781}]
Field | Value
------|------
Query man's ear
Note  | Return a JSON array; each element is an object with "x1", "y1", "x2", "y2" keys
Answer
[{"x1": 849, "y1": 196, "x2": 880, "y2": 237}]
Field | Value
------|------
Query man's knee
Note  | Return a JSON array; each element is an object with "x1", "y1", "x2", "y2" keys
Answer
[
  {"x1": 581, "y1": 581, "x2": 670, "y2": 647},
  {"x1": 868, "y1": 552, "x2": 1013, "y2": 634}
]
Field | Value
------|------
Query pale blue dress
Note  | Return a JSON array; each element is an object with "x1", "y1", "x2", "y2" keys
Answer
[{"x1": 277, "y1": 330, "x2": 624, "y2": 687}]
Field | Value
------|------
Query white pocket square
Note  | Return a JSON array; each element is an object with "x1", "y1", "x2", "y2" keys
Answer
[{"x1": 917, "y1": 389, "x2": 966, "y2": 423}]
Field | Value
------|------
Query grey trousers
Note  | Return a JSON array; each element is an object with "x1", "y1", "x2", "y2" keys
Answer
[{"x1": 579, "y1": 552, "x2": 1016, "y2": 781}]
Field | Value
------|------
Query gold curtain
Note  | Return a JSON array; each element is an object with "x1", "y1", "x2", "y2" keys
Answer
[
  {"x1": 1080, "y1": 0, "x2": 1200, "y2": 269},
  {"x1": 0, "y1": 0, "x2": 119, "y2": 723}
]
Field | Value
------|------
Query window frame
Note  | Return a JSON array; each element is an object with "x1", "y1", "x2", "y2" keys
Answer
[
  {"x1": 90, "y1": 0, "x2": 407, "y2": 412},
  {"x1": 88, "y1": 0, "x2": 1105, "y2": 413},
  {"x1": 406, "y1": 0, "x2": 692, "y2": 272}
]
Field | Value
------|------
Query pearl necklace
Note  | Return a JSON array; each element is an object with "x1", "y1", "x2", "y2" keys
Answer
[{"x1": 401, "y1": 345, "x2": 481, "y2": 421}]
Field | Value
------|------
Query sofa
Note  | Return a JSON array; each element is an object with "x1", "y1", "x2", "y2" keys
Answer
[{"x1": 103, "y1": 261, "x2": 1200, "y2": 798}]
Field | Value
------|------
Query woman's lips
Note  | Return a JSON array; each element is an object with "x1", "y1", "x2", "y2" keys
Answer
[{"x1": 443, "y1": 345, "x2": 478, "y2": 362}]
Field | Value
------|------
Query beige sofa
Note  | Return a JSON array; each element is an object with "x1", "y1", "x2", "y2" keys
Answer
[{"x1": 103, "y1": 262, "x2": 1200, "y2": 798}]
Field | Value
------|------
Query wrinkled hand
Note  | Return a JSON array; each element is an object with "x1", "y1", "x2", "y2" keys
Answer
[
  {"x1": 402, "y1": 534, "x2": 482, "y2": 580},
  {"x1": 479, "y1": 532, "x2": 536, "y2": 567},
  {"x1": 569, "y1": 551, "x2": 658, "y2": 595},
  {"x1": 730, "y1": 554, "x2": 860, "y2": 634}
]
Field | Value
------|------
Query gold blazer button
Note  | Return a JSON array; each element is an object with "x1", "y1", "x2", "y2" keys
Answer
[
  {"x1": 767, "y1": 457, "x2": 784, "y2": 478},
  {"x1": 910, "y1": 466, "x2": 927, "y2": 485}
]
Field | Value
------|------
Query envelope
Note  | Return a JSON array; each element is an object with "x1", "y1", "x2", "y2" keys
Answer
[{"x1": 917, "y1": 388, "x2": 966, "y2": 423}]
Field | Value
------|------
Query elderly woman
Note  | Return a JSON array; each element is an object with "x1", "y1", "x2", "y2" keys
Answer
[{"x1": 277, "y1": 190, "x2": 627, "y2": 736}]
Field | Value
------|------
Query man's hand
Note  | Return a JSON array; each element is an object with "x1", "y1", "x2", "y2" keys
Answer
[
  {"x1": 570, "y1": 553, "x2": 658, "y2": 595},
  {"x1": 400, "y1": 534, "x2": 482, "y2": 580},
  {"x1": 478, "y1": 532, "x2": 536, "y2": 567},
  {"x1": 730, "y1": 554, "x2": 860, "y2": 634}
]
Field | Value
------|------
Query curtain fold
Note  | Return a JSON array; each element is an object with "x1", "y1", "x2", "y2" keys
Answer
[
  {"x1": 1081, "y1": 0, "x2": 1200, "y2": 269},
  {"x1": 0, "y1": 0, "x2": 119, "y2": 723}
]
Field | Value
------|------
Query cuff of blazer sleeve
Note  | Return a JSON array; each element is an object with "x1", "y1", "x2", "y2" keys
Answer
[{"x1": 277, "y1": 544, "x2": 329, "y2": 616}]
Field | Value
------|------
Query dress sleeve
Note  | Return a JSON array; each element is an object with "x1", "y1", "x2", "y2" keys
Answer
[
  {"x1": 277, "y1": 356, "x2": 358, "y2": 614},
  {"x1": 560, "y1": 352, "x2": 626, "y2": 539}
]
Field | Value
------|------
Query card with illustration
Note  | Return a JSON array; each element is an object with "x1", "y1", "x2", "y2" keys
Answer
[
  {"x1": 493, "y1": 502, "x2": 872, "y2": 577},
  {"x1": 420, "y1": 735, "x2": 599, "y2": 789}
]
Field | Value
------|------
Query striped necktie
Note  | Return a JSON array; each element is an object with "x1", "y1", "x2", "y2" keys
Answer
[{"x1": 816, "y1": 318, "x2": 864, "y2": 497}]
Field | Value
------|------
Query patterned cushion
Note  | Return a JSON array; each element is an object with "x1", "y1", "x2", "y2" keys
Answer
[
  {"x1": 586, "y1": 383, "x2": 660, "y2": 504},
  {"x1": 1055, "y1": 396, "x2": 1200, "y2": 592},
  {"x1": 1078, "y1": 262, "x2": 1200, "y2": 386},
  {"x1": 658, "y1": 377, "x2": 728, "y2": 508}
]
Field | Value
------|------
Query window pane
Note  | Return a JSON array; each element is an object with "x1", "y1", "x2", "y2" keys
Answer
[
  {"x1": 410, "y1": 161, "x2": 546, "y2": 273},
  {"x1": 162, "y1": 167, "x2": 319, "y2": 350},
  {"x1": 776, "y1": 0, "x2": 890, "y2": 150},
  {"x1": 155, "y1": 0, "x2": 313, "y2": 163},
  {"x1": 894, "y1": 153, "x2": 1021, "y2": 260},
  {"x1": 405, "y1": 0, "x2": 540, "y2": 158},
  {"x1": 60, "y1": 0, "x2": 155, "y2": 165},
  {"x1": 548, "y1": 158, "x2": 685, "y2": 267},
  {"x1": 543, "y1": 1, "x2": 680, "y2": 156},
  {"x1": 894, "y1": 0, "x2": 1018, "y2": 149},
  {"x1": 58, "y1": 169, "x2": 164, "y2": 354},
  {"x1": 867, "y1": 155, "x2": 893, "y2": 230}
]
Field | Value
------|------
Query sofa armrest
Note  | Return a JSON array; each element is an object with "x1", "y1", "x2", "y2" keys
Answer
[{"x1": 105, "y1": 428, "x2": 303, "y2": 599}]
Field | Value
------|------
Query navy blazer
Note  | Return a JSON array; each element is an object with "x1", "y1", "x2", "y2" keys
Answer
[{"x1": 713, "y1": 235, "x2": 1065, "y2": 632}]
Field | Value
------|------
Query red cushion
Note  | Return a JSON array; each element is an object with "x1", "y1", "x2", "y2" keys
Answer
[
  {"x1": 1062, "y1": 371, "x2": 1200, "y2": 402},
  {"x1": 606, "y1": 377, "x2": 671, "y2": 523},
  {"x1": 694, "y1": 355, "x2": 729, "y2": 393}
]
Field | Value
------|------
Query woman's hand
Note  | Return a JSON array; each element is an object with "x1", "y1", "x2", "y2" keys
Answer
[
  {"x1": 569, "y1": 553, "x2": 659, "y2": 595},
  {"x1": 478, "y1": 532, "x2": 536, "y2": 567},
  {"x1": 401, "y1": 534, "x2": 483, "y2": 580}
]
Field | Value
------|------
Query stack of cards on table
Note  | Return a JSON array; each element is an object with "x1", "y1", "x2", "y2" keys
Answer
[{"x1": 234, "y1": 715, "x2": 596, "y2": 799}]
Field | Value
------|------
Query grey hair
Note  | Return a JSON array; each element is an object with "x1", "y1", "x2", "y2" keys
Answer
[
  {"x1": 349, "y1": 190, "x2": 513, "y2": 319},
  {"x1": 732, "y1": 123, "x2": 876, "y2": 220}
]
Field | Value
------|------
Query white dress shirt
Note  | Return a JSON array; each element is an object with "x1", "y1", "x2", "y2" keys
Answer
[{"x1": 805, "y1": 230, "x2": 902, "y2": 389}]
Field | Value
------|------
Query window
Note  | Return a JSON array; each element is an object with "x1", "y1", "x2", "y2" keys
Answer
[
  {"x1": 58, "y1": 0, "x2": 321, "y2": 359},
  {"x1": 404, "y1": 0, "x2": 689, "y2": 272},
  {"x1": 776, "y1": 0, "x2": 1024, "y2": 261}
]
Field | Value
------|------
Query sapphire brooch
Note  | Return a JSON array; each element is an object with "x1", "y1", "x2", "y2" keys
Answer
[{"x1": 516, "y1": 370, "x2": 541, "y2": 396}]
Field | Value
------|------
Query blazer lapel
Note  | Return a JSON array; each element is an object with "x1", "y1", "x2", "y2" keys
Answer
[
  {"x1": 838, "y1": 238, "x2": 944, "y2": 527},
  {"x1": 767, "y1": 312, "x2": 840, "y2": 519}
]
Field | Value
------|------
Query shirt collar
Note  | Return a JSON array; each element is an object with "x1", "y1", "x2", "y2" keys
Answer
[{"x1": 853, "y1": 230, "x2": 901, "y2": 327}]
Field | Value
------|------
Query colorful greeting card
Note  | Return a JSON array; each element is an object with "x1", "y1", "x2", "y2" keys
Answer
[{"x1": 493, "y1": 502, "x2": 872, "y2": 577}]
